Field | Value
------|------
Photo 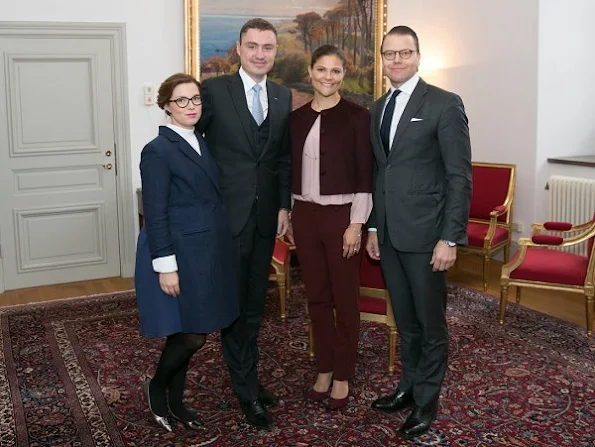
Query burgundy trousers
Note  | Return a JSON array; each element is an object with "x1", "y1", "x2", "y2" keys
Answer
[{"x1": 292, "y1": 200, "x2": 361, "y2": 381}]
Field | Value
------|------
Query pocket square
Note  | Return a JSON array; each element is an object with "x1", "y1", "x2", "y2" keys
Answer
[{"x1": 410, "y1": 117, "x2": 423, "y2": 122}]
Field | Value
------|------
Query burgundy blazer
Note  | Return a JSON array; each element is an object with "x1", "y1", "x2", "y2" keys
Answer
[{"x1": 290, "y1": 97, "x2": 372, "y2": 195}]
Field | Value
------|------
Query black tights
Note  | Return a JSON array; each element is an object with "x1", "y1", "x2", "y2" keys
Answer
[{"x1": 149, "y1": 332, "x2": 206, "y2": 418}]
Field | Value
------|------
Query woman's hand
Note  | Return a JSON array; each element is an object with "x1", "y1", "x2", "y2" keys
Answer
[
  {"x1": 159, "y1": 272, "x2": 180, "y2": 297},
  {"x1": 342, "y1": 223, "x2": 362, "y2": 258}
]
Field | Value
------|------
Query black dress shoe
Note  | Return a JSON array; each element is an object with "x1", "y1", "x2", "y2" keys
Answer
[
  {"x1": 371, "y1": 389, "x2": 414, "y2": 412},
  {"x1": 239, "y1": 399, "x2": 273, "y2": 429},
  {"x1": 258, "y1": 386, "x2": 279, "y2": 407},
  {"x1": 399, "y1": 401, "x2": 438, "y2": 439}
]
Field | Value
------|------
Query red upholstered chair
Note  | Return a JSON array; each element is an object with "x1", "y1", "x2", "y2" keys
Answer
[
  {"x1": 461, "y1": 162, "x2": 516, "y2": 291},
  {"x1": 500, "y1": 214, "x2": 595, "y2": 337},
  {"x1": 269, "y1": 238, "x2": 292, "y2": 321},
  {"x1": 306, "y1": 253, "x2": 397, "y2": 375}
]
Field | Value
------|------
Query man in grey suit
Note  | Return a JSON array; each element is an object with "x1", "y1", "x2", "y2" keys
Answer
[
  {"x1": 366, "y1": 26, "x2": 472, "y2": 439},
  {"x1": 197, "y1": 18, "x2": 292, "y2": 429}
]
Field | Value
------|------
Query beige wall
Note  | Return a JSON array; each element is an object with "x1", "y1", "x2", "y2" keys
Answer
[{"x1": 534, "y1": 0, "x2": 595, "y2": 221}]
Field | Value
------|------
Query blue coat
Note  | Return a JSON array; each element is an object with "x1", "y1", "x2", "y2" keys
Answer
[{"x1": 134, "y1": 126, "x2": 238, "y2": 337}]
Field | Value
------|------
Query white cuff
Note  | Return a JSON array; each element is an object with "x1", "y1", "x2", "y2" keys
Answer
[
  {"x1": 152, "y1": 255, "x2": 178, "y2": 273},
  {"x1": 367, "y1": 228, "x2": 378, "y2": 232}
]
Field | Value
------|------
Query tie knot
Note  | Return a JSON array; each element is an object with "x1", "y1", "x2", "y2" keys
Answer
[
  {"x1": 391, "y1": 89, "x2": 401, "y2": 99},
  {"x1": 253, "y1": 84, "x2": 262, "y2": 93}
]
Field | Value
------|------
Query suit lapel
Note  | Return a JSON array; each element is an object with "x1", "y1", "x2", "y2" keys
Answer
[
  {"x1": 160, "y1": 126, "x2": 220, "y2": 195},
  {"x1": 260, "y1": 81, "x2": 280, "y2": 160},
  {"x1": 373, "y1": 91, "x2": 391, "y2": 163},
  {"x1": 228, "y1": 73, "x2": 256, "y2": 151},
  {"x1": 389, "y1": 79, "x2": 427, "y2": 158}
]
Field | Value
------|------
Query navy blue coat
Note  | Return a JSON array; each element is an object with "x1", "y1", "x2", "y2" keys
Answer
[{"x1": 135, "y1": 126, "x2": 239, "y2": 338}]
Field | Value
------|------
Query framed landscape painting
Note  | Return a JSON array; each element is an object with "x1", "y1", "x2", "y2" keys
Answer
[{"x1": 184, "y1": 0, "x2": 387, "y2": 109}]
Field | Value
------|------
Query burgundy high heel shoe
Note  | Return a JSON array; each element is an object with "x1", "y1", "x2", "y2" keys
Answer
[
  {"x1": 305, "y1": 388, "x2": 329, "y2": 402},
  {"x1": 328, "y1": 392, "x2": 350, "y2": 410}
]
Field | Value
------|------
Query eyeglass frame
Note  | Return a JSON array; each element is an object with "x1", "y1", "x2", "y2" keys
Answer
[
  {"x1": 380, "y1": 49, "x2": 418, "y2": 61},
  {"x1": 169, "y1": 95, "x2": 202, "y2": 108}
]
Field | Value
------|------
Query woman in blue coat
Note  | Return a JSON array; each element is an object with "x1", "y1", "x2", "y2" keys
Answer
[{"x1": 135, "y1": 73, "x2": 238, "y2": 431}]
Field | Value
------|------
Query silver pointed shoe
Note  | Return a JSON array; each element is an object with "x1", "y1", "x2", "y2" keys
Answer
[{"x1": 143, "y1": 380, "x2": 173, "y2": 432}]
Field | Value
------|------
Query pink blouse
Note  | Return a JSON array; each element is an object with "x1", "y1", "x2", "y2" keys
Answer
[{"x1": 292, "y1": 115, "x2": 372, "y2": 224}]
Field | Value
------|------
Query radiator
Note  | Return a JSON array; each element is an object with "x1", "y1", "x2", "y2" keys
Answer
[{"x1": 548, "y1": 175, "x2": 595, "y2": 256}]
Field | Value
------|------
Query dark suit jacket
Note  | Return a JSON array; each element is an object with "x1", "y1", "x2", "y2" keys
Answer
[
  {"x1": 135, "y1": 126, "x2": 238, "y2": 336},
  {"x1": 368, "y1": 78, "x2": 472, "y2": 252},
  {"x1": 290, "y1": 98, "x2": 372, "y2": 195},
  {"x1": 197, "y1": 72, "x2": 292, "y2": 237}
]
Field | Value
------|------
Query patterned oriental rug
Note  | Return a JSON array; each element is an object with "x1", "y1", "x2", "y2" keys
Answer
[{"x1": 1, "y1": 281, "x2": 594, "y2": 447}]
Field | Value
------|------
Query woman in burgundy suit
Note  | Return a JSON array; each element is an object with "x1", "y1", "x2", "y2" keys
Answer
[{"x1": 289, "y1": 45, "x2": 373, "y2": 409}]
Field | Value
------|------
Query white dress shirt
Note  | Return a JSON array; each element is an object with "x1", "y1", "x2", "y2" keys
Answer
[
  {"x1": 239, "y1": 66, "x2": 269, "y2": 120},
  {"x1": 151, "y1": 123, "x2": 202, "y2": 273},
  {"x1": 381, "y1": 74, "x2": 420, "y2": 149}
]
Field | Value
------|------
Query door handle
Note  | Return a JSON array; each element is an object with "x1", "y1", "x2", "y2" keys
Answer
[
  {"x1": 105, "y1": 150, "x2": 112, "y2": 156},
  {"x1": 102, "y1": 163, "x2": 113, "y2": 170}
]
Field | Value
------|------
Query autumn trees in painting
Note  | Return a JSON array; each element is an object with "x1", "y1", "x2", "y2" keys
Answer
[
  {"x1": 295, "y1": 0, "x2": 375, "y2": 67},
  {"x1": 200, "y1": 0, "x2": 381, "y2": 106}
]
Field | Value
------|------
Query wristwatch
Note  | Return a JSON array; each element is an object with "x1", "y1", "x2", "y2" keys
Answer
[{"x1": 442, "y1": 240, "x2": 456, "y2": 247}]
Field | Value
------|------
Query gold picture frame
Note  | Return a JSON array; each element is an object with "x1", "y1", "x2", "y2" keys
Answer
[{"x1": 183, "y1": 0, "x2": 388, "y2": 106}]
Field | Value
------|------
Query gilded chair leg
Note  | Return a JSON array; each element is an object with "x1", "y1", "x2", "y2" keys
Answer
[
  {"x1": 515, "y1": 287, "x2": 521, "y2": 304},
  {"x1": 585, "y1": 294, "x2": 594, "y2": 338},
  {"x1": 285, "y1": 260, "x2": 291, "y2": 300},
  {"x1": 483, "y1": 255, "x2": 490, "y2": 292},
  {"x1": 499, "y1": 285, "x2": 509, "y2": 326},
  {"x1": 277, "y1": 274, "x2": 286, "y2": 322},
  {"x1": 388, "y1": 326, "x2": 397, "y2": 375},
  {"x1": 504, "y1": 244, "x2": 511, "y2": 263}
]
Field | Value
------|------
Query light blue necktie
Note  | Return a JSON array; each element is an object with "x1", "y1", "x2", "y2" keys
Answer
[{"x1": 251, "y1": 84, "x2": 264, "y2": 126}]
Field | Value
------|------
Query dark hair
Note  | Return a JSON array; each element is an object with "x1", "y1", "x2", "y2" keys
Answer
[
  {"x1": 310, "y1": 44, "x2": 346, "y2": 68},
  {"x1": 157, "y1": 73, "x2": 200, "y2": 116},
  {"x1": 382, "y1": 25, "x2": 420, "y2": 53},
  {"x1": 239, "y1": 18, "x2": 278, "y2": 43}
]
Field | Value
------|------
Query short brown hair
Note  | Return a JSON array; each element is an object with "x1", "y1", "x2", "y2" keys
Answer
[
  {"x1": 382, "y1": 25, "x2": 420, "y2": 53},
  {"x1": 157, "y1": 73, "x2": 200, "y2": 115},
  {"x1": 239, "y1": 18, "x2": 278, "y2": 43}
]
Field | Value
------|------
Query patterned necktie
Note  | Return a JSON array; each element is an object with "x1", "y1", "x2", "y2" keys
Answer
[
  {"x1": 380, "y1": 89, "x2": 401, "y2": 157},
  {"x1": 251, "y1": 84, "x2": 264, "y2": 126}
]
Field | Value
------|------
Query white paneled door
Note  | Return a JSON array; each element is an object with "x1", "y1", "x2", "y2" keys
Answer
[{"x1": 0, "y1": 35, "x2": 121, "y2": 290}]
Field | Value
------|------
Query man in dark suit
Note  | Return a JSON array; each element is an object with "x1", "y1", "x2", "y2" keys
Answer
[
  {"x1": 197, "y1": 18, "x2": 292, "y2": 429},
  {"x1": 366, "y1": 26, "x2": 472, "y2": 439}
]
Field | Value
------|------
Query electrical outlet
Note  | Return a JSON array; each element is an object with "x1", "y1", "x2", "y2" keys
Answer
[
  {"x1": 143, "y1": 93, "x2": 155, "y2": 105},
  {"x1": 511, "y1": 221, "x2": 523, "y2": 233},
  {"x1": 143, "y1": 83, "x2": 156, "y2": 106}
]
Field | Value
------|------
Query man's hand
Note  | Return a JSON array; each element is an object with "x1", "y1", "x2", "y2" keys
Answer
[
  {"x1": 159, "y1": 272, "x2": 180, "y2": 297},
  {"x1": 430, "y1": 241, "x2": 457, "y2": 271},
  {"x1": 366, "y1": 231, "x2": 380, "y2": 260},
  {"x1": 342, "y1": 223, "x2": 362, "y2": 258},
  {"x1": 277, "y1": 209, "x2": 290, "y2": 238}
]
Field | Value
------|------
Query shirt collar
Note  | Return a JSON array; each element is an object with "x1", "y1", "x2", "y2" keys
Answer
[
  {"x1": 239, "y1": 66, "x2": 267, "y2": 94},
  {"x1": 166, "y1": 123, "x2": 196, "y2": 139},
  {"x1": 389, "y1": 73, "x2": 420, "y2": 97}
]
